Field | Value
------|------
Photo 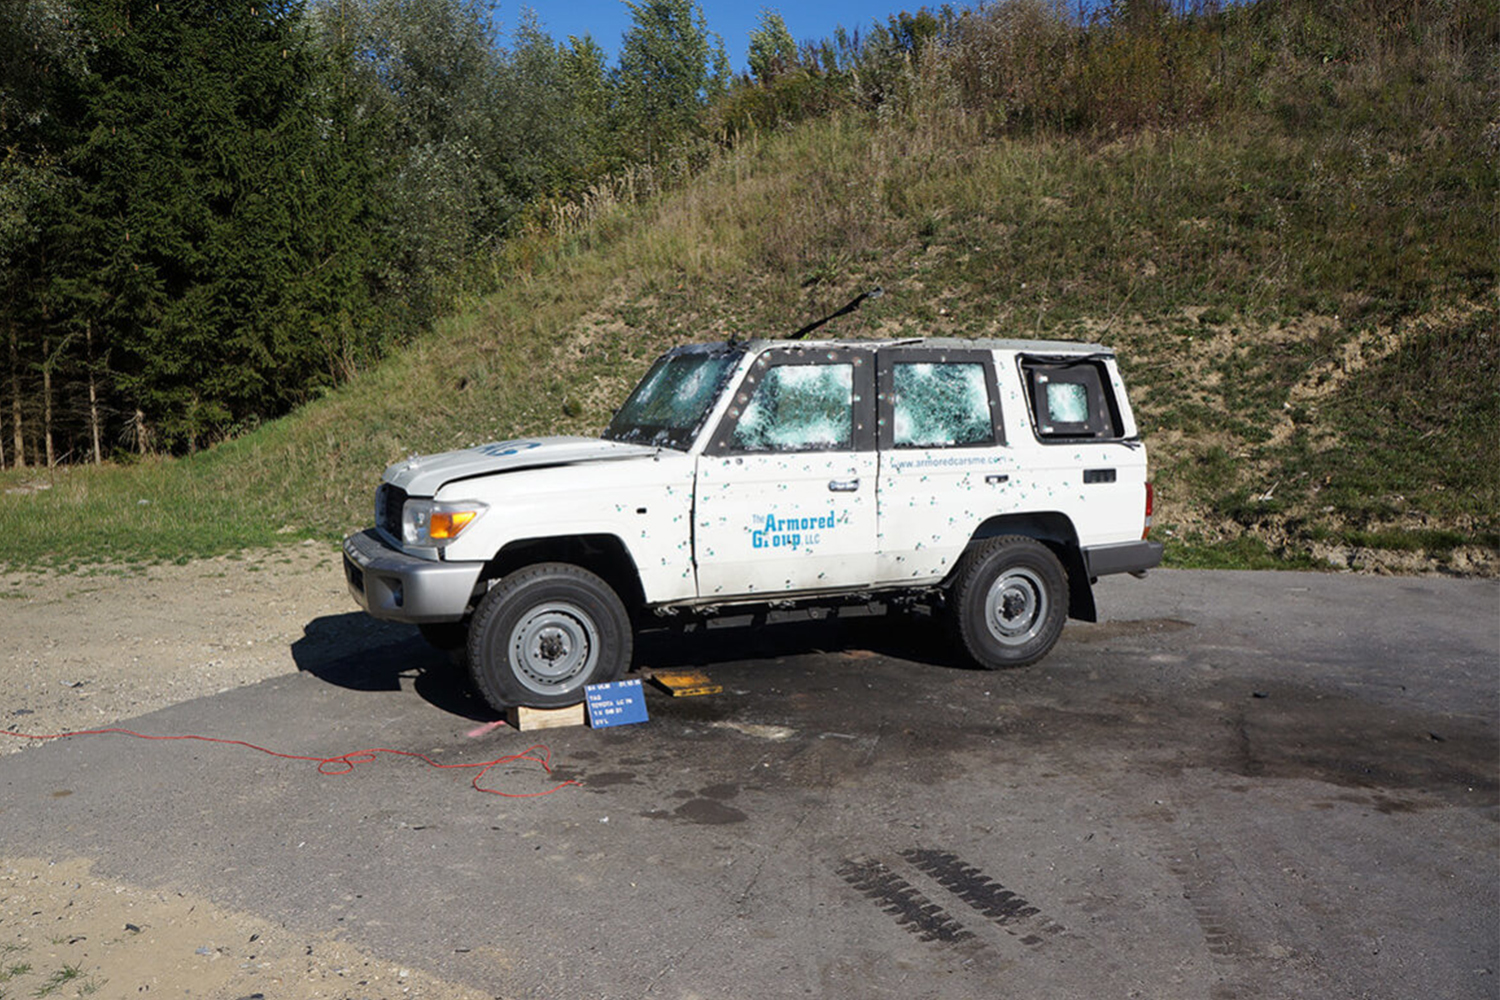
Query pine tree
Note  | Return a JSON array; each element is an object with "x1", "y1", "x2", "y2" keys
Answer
[
  {"x1": 1, "y1": 0, "x2": 91, "y2": 468},
  {"x1": 48, "y1": 0, "x2": 384, "y2": 451}
]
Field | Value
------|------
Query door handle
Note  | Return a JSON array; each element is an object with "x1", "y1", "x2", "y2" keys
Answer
[
  {"x1": 985, "y1": 474, "x2": 1010, "y2": 485},
  {"x1": 828, "y1": 479, "x2": 860, "y2": 493}
]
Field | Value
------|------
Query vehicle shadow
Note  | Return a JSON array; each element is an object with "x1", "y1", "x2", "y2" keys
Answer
[
  {"x1": 634, "y1": 609, "x2": 965, "y2": 672},
  {"x1": 289, "y1": 608, "x2": 966, "y2": 720},
  {"x1": 289, "y1": 612, "x2": 496, "y2": 722}
]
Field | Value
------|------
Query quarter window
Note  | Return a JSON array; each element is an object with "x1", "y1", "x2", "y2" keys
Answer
[{"x1": 1020, "y1": 356, "x2": 1124, "y2": 440}]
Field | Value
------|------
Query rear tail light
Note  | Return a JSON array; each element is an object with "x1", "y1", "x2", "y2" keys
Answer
[{"x1": 1143, "y1": 482, "x2": 1155, "y2": 539}]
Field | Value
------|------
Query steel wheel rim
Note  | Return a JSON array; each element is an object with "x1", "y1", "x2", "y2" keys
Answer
[
  {"x1": 509, "y1": 602, "x2": 599, "y2": 695},
  {"x1": 983, "y1": 567, "x2": 1048, "y2": 646}
]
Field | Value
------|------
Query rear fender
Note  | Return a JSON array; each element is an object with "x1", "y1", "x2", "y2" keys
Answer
[{"x1": 965, "y1": 512, "x2": 1097, "y2": 622}]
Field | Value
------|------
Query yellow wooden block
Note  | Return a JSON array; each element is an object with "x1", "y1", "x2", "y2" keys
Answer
[
  {"x1": 649, "y1": 669, "x2": 722, "y2": 698},
  {"x1": 507, "y1": 703, "x2": 587, "y2": 731}
]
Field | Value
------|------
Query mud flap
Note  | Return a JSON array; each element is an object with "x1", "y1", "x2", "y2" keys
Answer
[{"x1": 1061, "y1": 546, "x2": 1098, "y2": 622}]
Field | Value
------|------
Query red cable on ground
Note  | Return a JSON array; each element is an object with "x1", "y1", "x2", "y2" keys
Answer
[{"x1": 1, "y1": 727, "x2": 579, "y2": 798}]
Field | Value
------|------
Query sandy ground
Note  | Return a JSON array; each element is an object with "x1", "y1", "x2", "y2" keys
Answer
[
  {"x1": 0, "y1": 544, "x2": 488, "y2": 999},
  {"x1": 1, "y1": 543, "x2": 346, "y2": 754}
]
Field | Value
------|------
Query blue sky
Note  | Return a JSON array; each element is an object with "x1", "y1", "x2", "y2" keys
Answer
[{"x1": 494, "y1": 2, "x2": 916, "y2": 69}]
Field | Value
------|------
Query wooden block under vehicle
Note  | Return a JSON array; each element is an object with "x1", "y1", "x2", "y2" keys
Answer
[{"x1": 507, "y1": 703, "x2": 587, "y2": 731}]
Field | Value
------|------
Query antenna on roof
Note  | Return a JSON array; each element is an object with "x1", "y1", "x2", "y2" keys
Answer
[{"x1": 787, "y1": 287, "x2": 884, "y2": 341}]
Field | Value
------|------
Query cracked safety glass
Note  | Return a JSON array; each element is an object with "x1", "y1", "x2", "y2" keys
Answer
[
  {"x1": 1045, "y1": 380, "x2": 1090, "y2": 424},
  {"x1": 892, "y1": 362, "x2": 993, "y2": 448},
  {"x1": 732, "y1": 363, "x2": 853, "y2": 452},
  {"x1": 605, "y1": 350, "x2": 741, "y2": 450}
]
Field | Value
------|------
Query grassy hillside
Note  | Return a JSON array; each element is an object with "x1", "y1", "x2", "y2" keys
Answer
[{"x1": 2, "y1": 1, "x2": 1495, "y2": 575}]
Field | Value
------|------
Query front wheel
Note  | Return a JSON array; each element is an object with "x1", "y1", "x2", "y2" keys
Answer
[
  {"x1": 467, "y1": 563, "x2": 633, "y2": 711},
  {"x1": 950, "y1": 536, "x2": 1069, "y2": 669}
]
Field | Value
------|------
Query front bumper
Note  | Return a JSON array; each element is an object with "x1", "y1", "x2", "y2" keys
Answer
[
  {"x1": 1081, "y1": 539, "x2": 1164, "y2": 579},
  {"x1": 342, "y1": 528, "x2": 484, "y2": 623}
]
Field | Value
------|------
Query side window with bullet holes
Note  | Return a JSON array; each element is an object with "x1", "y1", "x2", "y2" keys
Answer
[
  {"x1": 891, "y1": 362, "x2": 996, "y2": 449},
  {"x1": 731, "y1": 363, "x2": 854, "y2": 452},
  {"x1": 706, "y1": 348, "x2": 875, "y2": 457}
]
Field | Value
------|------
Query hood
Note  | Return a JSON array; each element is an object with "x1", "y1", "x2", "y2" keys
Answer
[{"x1": 384, "y1": 436, "x2": 659, "y2": 496}]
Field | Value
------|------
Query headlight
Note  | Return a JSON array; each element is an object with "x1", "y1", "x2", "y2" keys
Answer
[{"x1": 402, "y1": 498, "x2": 488, "y2": 548}]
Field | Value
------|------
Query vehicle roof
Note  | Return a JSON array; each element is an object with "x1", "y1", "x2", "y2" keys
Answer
[{"x1": 663, "y1": 336, "x2": 1112, "y2": 356}]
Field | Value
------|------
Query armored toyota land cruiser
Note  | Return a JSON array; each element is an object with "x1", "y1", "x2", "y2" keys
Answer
[{"x1": 343, "y1": 333, "x2": 1162, "y2": 711}]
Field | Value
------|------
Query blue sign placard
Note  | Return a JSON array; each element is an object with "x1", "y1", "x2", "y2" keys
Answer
[{"x1": 585, "y1": 678, "x2": 649, "y2": 729}]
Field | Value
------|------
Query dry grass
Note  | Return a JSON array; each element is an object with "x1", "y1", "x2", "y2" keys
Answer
[{"x1": 1, "y1": 0, "x2": 1493, "y2": 574}]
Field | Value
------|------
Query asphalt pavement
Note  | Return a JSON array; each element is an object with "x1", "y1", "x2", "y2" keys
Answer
[{"x1": 2, "y1": 569, "x2": 1496, "y2": 999}]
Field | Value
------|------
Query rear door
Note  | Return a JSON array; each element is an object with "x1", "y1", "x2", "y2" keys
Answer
[
  {"x1": 875, "y1": 348, "x2": 1015, "y2": 585},
  {"x1": 1016, "y1": 352, "x2": 1148, "y2": 544},
  {"x1": 693, "y1": 348, "x2": 877, "y2": 599}
]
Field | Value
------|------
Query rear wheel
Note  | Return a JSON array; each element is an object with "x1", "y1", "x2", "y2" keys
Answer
[
  {"x1": 950, "y1": 536, "x2": 1068, "y2": 669},
  {"x1": 466, "y1": 563, "x2": 632, "y2": 710}
]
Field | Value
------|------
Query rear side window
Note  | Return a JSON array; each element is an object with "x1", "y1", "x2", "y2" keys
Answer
[
  {"x1": 1021, "y1": 356, "x2": 1124, "y2": 440},
  {"x1": 892, "y1": 362, "x2": 995, "y2": 448}
]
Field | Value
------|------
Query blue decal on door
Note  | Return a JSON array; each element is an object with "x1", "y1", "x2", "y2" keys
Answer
[{"x1": 751, "y1": 509, "x2": 838, "y2": 550}]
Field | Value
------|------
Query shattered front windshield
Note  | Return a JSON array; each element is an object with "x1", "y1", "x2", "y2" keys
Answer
[{"x1": 603, "y1": 349, "x2": 743, "y2": 451}]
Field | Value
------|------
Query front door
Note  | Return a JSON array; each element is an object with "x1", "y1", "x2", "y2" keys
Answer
[{"x1": 694, "y1": 348, "x2": 877, "y2": 599}]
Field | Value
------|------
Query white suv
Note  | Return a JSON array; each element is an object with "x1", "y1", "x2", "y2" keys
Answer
[{"x1": 343, "y1": 336, "x2": 1161, "y2": 710}]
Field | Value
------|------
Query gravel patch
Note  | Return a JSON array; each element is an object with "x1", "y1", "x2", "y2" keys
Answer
[{"x1": 0, "y1": 543, "x2": 487, "y2": 999}]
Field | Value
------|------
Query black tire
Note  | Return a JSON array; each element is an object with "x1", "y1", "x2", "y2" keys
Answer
[
  {"x1": 466, "y1": 563, "x2": 633, "y2": 710},
  {"x1": 950, "y1": 535, "x2": 1068, "y2": 670}
]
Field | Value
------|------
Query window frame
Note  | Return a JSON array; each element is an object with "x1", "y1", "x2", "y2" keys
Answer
[
  {"x1": 876, "y1": 348, "x2": 1005, "y2": 451},
  {"x1": 1017, "y1": 354, "x2": 1126, "y2": 442},
  {"x1": 704, "y1": 347, "x2": 876, "y2": 456}
]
